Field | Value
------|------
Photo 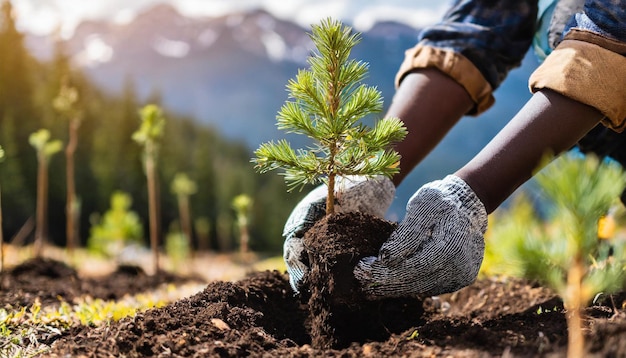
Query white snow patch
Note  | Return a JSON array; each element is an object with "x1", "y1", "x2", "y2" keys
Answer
[
  {"x1": 153, "y1": 36, "x2": 190, "y2": 58},
  {"x1": 197, "y1": 28, "x2": 218, "y2": 47},
  {"x1": 261, "y1": 31, "x2": 287, "y2": 62},
  {"x1": 75, "y1": 34, "x2": 113, "y2": 67}
]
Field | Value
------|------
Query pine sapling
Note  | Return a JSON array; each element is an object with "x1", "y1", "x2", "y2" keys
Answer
[
  {"x1": 518, "y1": 154, "x2": 626, "y2": 358},
  {"x1": 53, "y1": 81, "x2": 83, "y2": 258},
  {"x1": 132, "y1": 104, "x2": 165, "y2": 274},
  {"x1": 253, "y1": 18, "x2": 407, "y2": 215},
  {"x1": 29, "y1": 129, "x2": 63, "y2": 257},
  {"x1": 232, "y1": 194, "x2": 253, "y2": 260},
  {"x1": 171, "y1": 173, "x2": 197, "y2": 254}
]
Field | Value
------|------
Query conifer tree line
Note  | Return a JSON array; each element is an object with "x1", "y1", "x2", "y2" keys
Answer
[{"x1": 0, "y1": 1, "x2": 298, "y2": 254}]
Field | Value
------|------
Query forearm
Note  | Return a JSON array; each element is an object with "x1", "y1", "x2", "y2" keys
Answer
[
  {"x1": 456, "y1": 89, "x2": 604, "y2": 214},
  {"x1": 390, "y1": 69, "x2": 473, "y2": 186}
]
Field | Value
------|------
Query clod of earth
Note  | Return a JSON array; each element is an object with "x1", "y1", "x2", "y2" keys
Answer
[{"x1": 302, "y1": 212, "x2": 423, "y2": 349}]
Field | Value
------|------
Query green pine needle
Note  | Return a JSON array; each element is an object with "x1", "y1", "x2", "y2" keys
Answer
[{"x1": 252, "y1": 18, "x2": 407, "y2": 203}]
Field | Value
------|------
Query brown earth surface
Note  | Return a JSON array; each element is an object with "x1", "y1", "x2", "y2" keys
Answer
[{"x1": 4, "y1": 219, "x2": 626, "y2": 357}]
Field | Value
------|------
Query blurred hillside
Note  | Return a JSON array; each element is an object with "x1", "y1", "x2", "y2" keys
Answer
[{"x1": 23, "y1": 3, "x2": 540, "y2": 219}]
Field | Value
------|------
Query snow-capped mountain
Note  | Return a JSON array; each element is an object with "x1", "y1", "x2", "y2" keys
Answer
[
  {"x1": 25, "y1": 4, "x2": 425, "y2": 146},
  {"x1": 24, "y1": 3, "x2": 539, "y2": 218}
]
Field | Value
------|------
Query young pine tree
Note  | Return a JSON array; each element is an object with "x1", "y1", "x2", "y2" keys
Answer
[
  {"x1": 53, "y1": 81, "x2": 83, "y2": 258},
  {"x1": 519, "y1": 154, "x2": 626, "y2": 358},
  {"x1": 29, "y1": 129, "x2": 63, "y2": 257},
  {"x1": 232, "y1": 194, "x2": 253, "y2": 259},
  {"x1": 171, "y1": 172, "x2": 197, "y2": 252},
  {"x1": 132, "y1": 104, "x2": 165, "y2": 274},
  {"x1": 253, "y1": 18, "x2": 406, "y2": 215}
]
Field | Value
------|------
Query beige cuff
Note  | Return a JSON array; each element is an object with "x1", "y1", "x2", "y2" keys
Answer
[
  {"x1": 529, "y1": 30, "x2": 626, "y2": 132},
  {"x1": 395, "y1": 44, "x2": 494, "y2": 115}
]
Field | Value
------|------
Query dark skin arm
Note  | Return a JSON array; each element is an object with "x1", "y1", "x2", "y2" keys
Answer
[
  {"x1": 456, "y1": 89, "x2": 603, "y2": 214},
  {"x1": 389, "y1": 69, "x2": 474, "y2": 186},
  {"x1": 390, "y1": 68, "x2": 604, "y2": 214}
]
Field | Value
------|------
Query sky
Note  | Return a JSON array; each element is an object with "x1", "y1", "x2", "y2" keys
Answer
[{"x1": 11, "y1": 0, "x2": 448, "y2": 38}]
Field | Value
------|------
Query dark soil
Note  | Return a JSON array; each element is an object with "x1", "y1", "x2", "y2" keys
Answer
[
  {"x1": 302, "y1": 212, "x2": 423, "y2": 349},
  {"x1": 7, "y1": 215, "x2": 626, "y2": 357},
  {"x1": 0, "y1": 257, "x2": 200, "y2": 308}
]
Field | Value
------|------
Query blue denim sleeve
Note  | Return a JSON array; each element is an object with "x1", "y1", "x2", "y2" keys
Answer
[
  {"x1": 418, "y1": 0, "x2": 538, "y2": 90},
  {"x1": 565, "y1": 0, "x2": 626, "y2": 43}
]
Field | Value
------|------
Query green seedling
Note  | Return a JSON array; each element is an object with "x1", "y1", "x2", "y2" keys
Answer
[
  {"x1": 171, "y1": 173, "x2": 197, "y2": 249},
  {"x1": 516, "y1": 153, "x2": 626, "y2": 358},
  {"x1": 232, "y1": 194, "x2": 253, "y2": 260},
  {"x1": 88, "y1": 191, "x2": 143, "y2": 259},
  {"x1": 253, "y1": 18, "x2": 407, "y2": 215},
  {"x1": 53, "y1": 81, "x2": 83, "y2": 258},
  {"x1": 29, "y1": 129, "x2": 63, "y2": 258},
  {"x1": 133, "y1": 104, "x2": 166, "y2": 274}
]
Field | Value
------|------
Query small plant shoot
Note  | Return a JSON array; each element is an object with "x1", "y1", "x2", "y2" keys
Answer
[
  {"x1": 517, "y1": 153, "x2": 626, "y2": 358},
  {"x1": 133, "y1": 104, "x2": 166, "y2": 274},
  {"x1": 253, "y1": 18, "x2": 407, "y2": 214}
]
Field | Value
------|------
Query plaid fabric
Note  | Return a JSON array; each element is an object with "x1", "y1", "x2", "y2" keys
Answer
[
  {"x1": 567, "y1": 0, "x2": 626, "y2": 41},
  {"x1": 418, "y1": 1, "x2": 538, "y2": 90},
  {"x1": 418, "y1": 0, "x2": 625, "y2": 90}
]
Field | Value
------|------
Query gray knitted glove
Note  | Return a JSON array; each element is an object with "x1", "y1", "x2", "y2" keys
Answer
[
  {"x1": 354, "y1": 175, "x2": 487, "y2": 298},
  {"x1": 283, "y1": 176, "x2": 395, "y2": 293}
]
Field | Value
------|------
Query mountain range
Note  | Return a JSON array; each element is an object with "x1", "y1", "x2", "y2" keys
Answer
[{"x1": 24, "y1": 4, "x2": 540, "y2": 218}]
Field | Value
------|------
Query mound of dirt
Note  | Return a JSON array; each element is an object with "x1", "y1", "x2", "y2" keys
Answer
[
  {"x1": 0, "y1": 257, "x2": 201, "y2": 307},
  {"x1": 302, "y1": 212, "x2": 423, "y2": 349},
  {"x1": 47, "y1": 269, "x2": 626, "y2": 357}
]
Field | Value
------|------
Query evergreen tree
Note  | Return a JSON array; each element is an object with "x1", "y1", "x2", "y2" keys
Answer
[
  {"x1": 253, "y1": 18, "x2": 406, "y2": 214},
  {"x1": 0, "y1": 0, "x2": 36, "y2": 126},
  {"x1": 133, "y1": 104, "x2": 165, "y2": 274},
  {"x1": 29, "y1": 129, "x2": 63, "y2": 257},
  {"x1": 171, "y1": 172, "x2": 196, "y2": 250},
  {"x1": 53, "y1": 81, "x2": 83, "y2": 256}
]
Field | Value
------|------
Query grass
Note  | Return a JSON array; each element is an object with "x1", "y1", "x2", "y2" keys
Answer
[
  {"x1": 0, "y1": 245, "x2": 287, "y2": 357},
  {"x1": 0, "y1": 282, "x2": 205, "y2": 357}
]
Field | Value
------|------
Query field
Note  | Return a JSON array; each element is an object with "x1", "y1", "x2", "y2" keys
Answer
[{"x1": 2, "y1": 244, "x2": 626, "y2": 357}]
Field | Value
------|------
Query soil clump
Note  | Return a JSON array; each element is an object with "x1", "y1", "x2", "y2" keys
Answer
[{"x1": 302, "y1": 212, "x2": 423, "y2": 348}]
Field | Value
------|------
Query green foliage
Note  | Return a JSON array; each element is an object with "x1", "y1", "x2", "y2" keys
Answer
[
  {"x1": 165, "y1": 230, "x2": 191, "y2": 270},
  {"x1": 0, "y1": 10, "x2": 297, "y2": 254},
  {"x1": 52, "y1": 82, "x2": 82, "y2": 122},
  {"x1": 132, "y1": 104, "x2": 166, "y2": 147},
  {"x1": 88, "y1": 191, "x2": 144, "y2": 258},
  {"x1": 253, "y1": 18, "x2": 407, "y2": 196},
  {"x1": 0, "y1": 145, "x2": 4, "y2": 162},
  {"x1": 171, "y1": 172, "x2": 197, "y2": 196},
  {"x1": 520, "y1": 154, "x2": 626, "y2": 298},
  {"x1": 486, "y1": 153, "x2": 626, "y2": 300},
  {"x1": 232, "y1": 194, "x2": 252, "y2": 228},
  {"x1": 482, "y1": 193, "x2": 542, "y2": 277},
  {"x1": 28, "y1": 129, "x2": 62, "y2": 160}
]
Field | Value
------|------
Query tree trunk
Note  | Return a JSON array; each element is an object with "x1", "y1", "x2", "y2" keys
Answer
[
  {"x1": 178, "y1": 195, "x2": 192, "y2": 251},
  {"x1": 566, "y1": 256, "x2": 585, "y2": 358},
  {"x1": 65, "y1": 120, "x2": 79, "y2": 257},
  {"x1": 326, "y1": 172, "x2": 335, "y2": 215},
  {"x1": 34, "y1": 155, "x2": 48, "y2": 257},
  {"x1": 146, "y1": 144, "x2": 160, "y2": 275},
  {"x1": 240, "y1": 225, "x2": 249, "y2": 258}
]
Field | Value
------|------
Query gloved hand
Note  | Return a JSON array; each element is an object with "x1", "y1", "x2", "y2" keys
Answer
[
  {"x1": 354, "y1": 175, "x2": 488, "y2": 298},
  {"x1": 283, "y1": 176, "x2": 395, "y2": 293}
]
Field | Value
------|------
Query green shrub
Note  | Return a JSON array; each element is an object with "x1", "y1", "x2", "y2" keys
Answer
[{"x1": 88, "y1": 191, "x2": 144, "y2": 258}]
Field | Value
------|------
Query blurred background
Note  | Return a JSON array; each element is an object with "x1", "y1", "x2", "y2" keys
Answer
[{"x1": 1, "y1": 0, "x2": 538, "y2": 260}]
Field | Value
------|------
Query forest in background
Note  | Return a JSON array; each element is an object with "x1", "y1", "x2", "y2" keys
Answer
[{"x1": 0, "y1": 1, "x2": 301, "y2": 255}]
